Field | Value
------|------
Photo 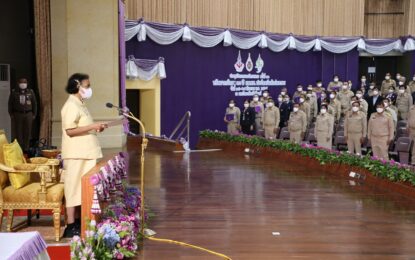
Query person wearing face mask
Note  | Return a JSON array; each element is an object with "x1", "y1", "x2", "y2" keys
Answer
[
  {"x1": 318, "y1": 92, "x2": 327, "y2": 112},
  {"x1": 368, "y1": 103, "x2": 394, "y2": 160},
  {"x1": 288, "y1": 103, "x2": 307, "y2": 144},
  {"x1": 279, "y1": 95, "x2": 292, "y2": 128},
  {"x1": 314, "y1": 104, "x2": 334, "y2": 149},
  {"x1": 383, "y1": 98, "x2": 397, "y2": 128},
  {"x1": 314, "y1": 80, "x2": 324, "y2": 94},
  {"x1": 8, "y1": 78, "x2": 38, "y2": 152},
  {"x1": 327, "y1": 75, "x2": 342, "y2": 92},
  {"x1": 262, "y1": 99, "x2": 280, "y2": 139},
  {"x1": 61, "y1": 73, "x2": 107, "y2": 237},
  {"x1": 396, "y1": 85, "x2": 413, "y2": 120},
  {"x1": 328, "y1": 91, "x2": 341, "y2": 122},
  {"x1": 355, "y1": 91, "x2": 368, "y2": 116},
  {"x1": 276, "y1": 95, "x2": 284, "y2": 108},
  {"x1": 408, "y1": 74, "x2": 415, "y2": 95},
  {"x1": 279, "y1": 87, "x2": 288, "y2": 99},
  {"x1": 406, "y1": 103, "x2": 415, "y2": 164},
  {"x1": 385, "y1": 86, "x2": 397, "y2": 103},
  {"x1": 293, "y1": 84, "x2": 305, "y2": 99},
  {"x1": 250, "y1": 94, "x2": 264, "y2": 134},
  {"x1": 298, "y1": 94, "x2": 311, "y2": 125},
  {"x1": 365, "y1": 82, "x2": 376, "y2": 99},
  {"x1": 337, "y1": 82, "x2": 354, "y2": 116},
  {"x1": 305, "y1": 90, "x2": 318, "y2": 122},
  {"x1": 366, "y1": 87, "x2": 384, "y2": 119},
  {"x1": 344, "y1": 101, "x2": 367, "y2": 155},
  {"x1": 381, "y1": 73, "x2": 396, "y2": 96},
  {"x1": 260, "y1": 90, "x2": 271, "y2": 103},
  {"x1": 360, "y1": 75, "x2": 369, "y2": 92},
  {"x1": 240, "y1": 99, "x2": 256, "y2": 135},
  {"x1": 224, "y1": 99, "x2": 241, "y2": 135}
]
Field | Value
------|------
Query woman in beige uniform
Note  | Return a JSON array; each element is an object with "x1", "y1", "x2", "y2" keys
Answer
[
  {"x1": 314, "y1": 104, "x2": 334, "y2": 149},
  {"x1": 61, "y1": 73, "x2": 107, "y2": 237},
  {"x1": 344, "y1": 101, "x2": 367, "y2": 155}
]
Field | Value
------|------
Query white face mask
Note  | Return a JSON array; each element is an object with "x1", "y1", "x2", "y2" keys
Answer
[
  {"x1": 352, "y1": 106, "x2": 359, "y2": 112},
  {"x1": 342, "y1": 85, "x2": 348, "y2": 90},
  {"x1": 413, "y1": 77, "x2": 415, "y2": 81},
  {"x1": 356, "y1": 93, "x2": 362, "y2": 98},
  {"x1": 299, "y1": 98, "x2": 305, "y2": 103},
  {"x1": 388, "y1": 89, "x2": 394, "y2": 93},
  {"x1": 399, "y1": 89, "x2": 405, "y2": 94},
  {"x1": 385, "y1": 76, "x2": 390, "y2": 80},
  {"x1": 229, "y1": 103, "x2": 235, "y2": 108},
  {"x1": 399, "y1": 81, "x2": 404, "y2": 86},
  {"x1": 297, "y1": 88, "x2": 303, "y2": 92},
  {"x1": 277, "y1": 98, "x2": 283, "y2": 102},
  {"x1": 373, "y1": 91, "x2": 379, "y2": 96},
  {"x1": 334, "y1": 78, "x2": 339, "y2": 82},
  {"x1": 317, "y1": 83, "x2": 322, "y2": 87},
  {"x1": 370, "y1": 85, "x2": 374, "y2": 89},
  {"x1": 307, "y1": 87, "x2": 313, "y2": 91},
  {"x1": 281, "y1": 91, "x2": 286, "y2": 96},
  {"x1": 244, "y1": 103, "x2": 249, "y2": 108},
  {"x1": 19, "y1": 83, "x2": 27, "y2": 89},
  {"x1": 306, "y1": 94, "x2": 312, "y2": 98},
  {"x1": 330, "y1": 94, "x2": 335, "y2": 99},
  {"x1": 253, "y1": 97, "x2": 259, "y2": 102},
  {"x1": 267, "y1": 102, "x2": 274, "y2": 108},
  {"x1": 263, "y1": 93, "x2": 269, "y2": 97},
  {"x1": 80, "y1": 87, "x2": 93, "y2": 99},
  {"x1": 320, "y1": 109, "x2": 327, "y2": 114},
  {"x1": 361, "y1": 78, "x2": 366, "y2": 82},
  {"x1": 293, "y1": 107, "x2": 299, "y2": 112},
  {"x1": 377, "y1": 108, "x2": 384, "y2": 113}
]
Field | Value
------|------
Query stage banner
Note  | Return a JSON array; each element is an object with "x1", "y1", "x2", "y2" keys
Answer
[{"x1": 126, "y1": 39, "x2": 358, "y2": 147}]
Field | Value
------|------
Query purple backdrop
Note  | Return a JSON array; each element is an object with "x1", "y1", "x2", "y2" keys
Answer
[{"x1": 126, "y1": 39, "x2": 359, "y2": 147}]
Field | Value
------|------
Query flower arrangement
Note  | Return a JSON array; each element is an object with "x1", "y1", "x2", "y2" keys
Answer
[{"x1": 200, "y1": 130, "x2": 415, "y2": 186}]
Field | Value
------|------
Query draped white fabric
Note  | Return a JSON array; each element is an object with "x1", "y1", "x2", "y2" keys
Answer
[
  {"x1": 126, "y1": 21, "x2": 415, "y2": 55},
  {"x1": 126, "y1": 59, "x2": 167, "y2": 81}
]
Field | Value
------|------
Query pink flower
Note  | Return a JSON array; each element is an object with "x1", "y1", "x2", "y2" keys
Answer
[{"x1": 90, "y1": 174, "x2": 100, "y2": 185}]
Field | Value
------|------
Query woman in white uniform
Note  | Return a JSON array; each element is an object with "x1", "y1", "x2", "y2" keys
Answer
[{"x1": 61, "y1": 73, "x2": 107, "y2": 237}]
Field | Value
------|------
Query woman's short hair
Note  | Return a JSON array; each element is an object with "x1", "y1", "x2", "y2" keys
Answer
[{"x1": 66, "y1": 73, "x2": 89, "y2": 94}]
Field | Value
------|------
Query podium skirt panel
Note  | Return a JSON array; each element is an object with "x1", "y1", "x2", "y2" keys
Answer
[{"x1": 63, "y1": 159, "x2": 96, "y2": 207}]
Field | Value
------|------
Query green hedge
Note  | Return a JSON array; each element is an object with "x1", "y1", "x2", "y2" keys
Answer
[{"x1": 199, "y1": 130, "x2": 415, "y2": 186}]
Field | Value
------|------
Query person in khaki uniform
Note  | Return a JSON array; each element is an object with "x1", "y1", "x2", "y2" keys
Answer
[
  {"x1": 306, "y1": 90, "x2": 318, "y2": 121},
  {"x1": 356, "y1": 90, "x2": 368, "y2": 115},
  {"x1": 337, "y1": 83, "x2": 354, "y2": 116},
  {"x1": 408, "y1": 74, "x2": 415, "y2": 94},
  {"x1": 396, "y1": 85, "x2": 413, "y2": 120},
  {"x1": 328, "y1": 91, "x2": 341, "y2": 122},
  {"x1": 293, "y1": 84, "x2": 305, "y2": 100},
  {"x1": 250, "y1": 94, "x2": 264, "y2": 134},
  {"x1": 383, "y1": 98, "x2": 397, "y2": 128},
  {"x1": 368, "y1": 103, "x2": 394, "y2": 160},
  {"x1": 344, "y1": 101, "x2": 367, "y2": 155},
  {"x1": 327, "y1": 75, "x2": 342, "y2": 92},
  {"x1": 299, "y1": 94, "x2": 310, "y2": 125},
  {"x1": 314, "y1": 104, "x2": 334, "y2": 149},
  {"x1": 313, "y1": 80, "x2": 325, "y2": 95},
  {"x1": 224, "y1": 100, "x2": 241, "y2": 135},
  {"x1": 288, "y1": 103, "x2": 307, "y2": 144},
  {"x1": 407, "y1": 105, "x2": 415, "y2": 164},
  {"x1": 381, "y1": 73, "x2": 397, "y2": 96},
  {"x1": 262, "y1": 99, "x2": 280, "y2": 139},
  {"x1": 61, "y1": 73, "x2": 106, "y2": 237}
]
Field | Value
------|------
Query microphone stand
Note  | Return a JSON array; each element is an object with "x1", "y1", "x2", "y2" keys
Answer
[{"x1": 121, "y1": 111, "x2": 148, "y2": 236}]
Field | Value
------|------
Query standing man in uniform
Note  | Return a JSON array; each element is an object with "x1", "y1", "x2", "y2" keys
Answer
[
  {"x1": 299, "y1": 94, "x2": 311, "y2": 125},
  {"x1": 251, "y1": 94, "x2": 264, "y2": 135},
  {"x1": 314, "y1": 104, "x2": 334, "y2": 149},
  {"x1": 293, "y1": 84, "x2": 305, "y2": 99},
  {"x1": 344, "y1": 101, "x2": 367, "y2": 155},
  {"x1": 327, "y1": 75, "x2": 342, "y2": 92},
  {"x1": 306, "y1": 90, "x2": 318, "y2": 122},
  {"x1": 337, "y1": 82, "x2": 354, "y2": 116},
  {"x1": 240, "y1": 99, "x2": 256, "y2": 135},
  {"x1": 356, "y1": 90, "x2": 368, "y2": 116},
  {"x1": 263, "y1": 99, "x2": 280, "y2": 139},
  {"x1": 381, "y1": 73, "x2": 396, "y2": 96},
  {"x1": 8, "y1": 78, "x2": 38, "y2": 152},
  {"x1": 368, "y1": 103, "x2": 394, "y2": 160},
  {"x1": 288, "y1": 103, "x2": 307, "y2": 144},
  {"x1": 224, "y1": 100, "x2": 241, "y2": 135},
  {"x1": 396, "y1": 84, "x2": 413, "y2": 120},
  {"x1": 328, "y1": 91, "x2": 341, "y2": 122}
]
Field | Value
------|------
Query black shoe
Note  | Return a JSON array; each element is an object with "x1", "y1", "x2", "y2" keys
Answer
[
  {"x1": 62, "y1": 224, "x2": 80, "y2": 238},
  {"x1": 74, "y1": 218, "x2": 81, "y2": 229}
]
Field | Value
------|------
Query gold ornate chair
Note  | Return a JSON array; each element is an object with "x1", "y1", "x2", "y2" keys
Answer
[{"x1": 0, "y1": 130, "x2": 64, "y2": 242}]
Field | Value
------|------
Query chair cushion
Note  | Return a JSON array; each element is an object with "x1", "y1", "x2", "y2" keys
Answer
[
  {"x1": 3, "y1": 183, "x2": 64, "y2": 203},
  {"x1": 0, "y1": 131, "x2": 9, "y2": 189},
  {"x1": 3, "y1": 140, "x2": 30, "y2": 189}
]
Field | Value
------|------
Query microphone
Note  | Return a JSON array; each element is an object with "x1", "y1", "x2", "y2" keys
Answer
[{"x1": 106, "y1": 103, "x2": 129, "y2": 113}]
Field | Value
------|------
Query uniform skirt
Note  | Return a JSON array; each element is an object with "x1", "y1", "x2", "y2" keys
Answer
[{"x1": 63, "y1": 159, "x2": 96, "y2": 207}]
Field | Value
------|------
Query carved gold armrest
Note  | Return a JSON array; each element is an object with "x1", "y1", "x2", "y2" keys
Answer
[{"x1": 29, "y1": 157, "x2": 60, "y2": 183}]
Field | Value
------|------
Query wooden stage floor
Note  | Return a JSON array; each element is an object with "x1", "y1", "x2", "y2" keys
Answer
[{"x1": 128, "y1": 149, "x2": 415, "y2": 260}]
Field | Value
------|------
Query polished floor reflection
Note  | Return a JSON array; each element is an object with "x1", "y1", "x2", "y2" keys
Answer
[{"x1": 128, "y1": 150, "x2": 415, "y2": 259}]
